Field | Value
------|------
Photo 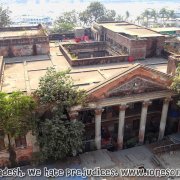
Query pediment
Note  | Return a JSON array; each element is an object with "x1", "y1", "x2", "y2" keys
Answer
[
  {"x1": 107, "y1": 76, "x2": 167, "y2": 98},
  {"x1": 87, "y1": 64, "x2": 173, "y2": 101}
]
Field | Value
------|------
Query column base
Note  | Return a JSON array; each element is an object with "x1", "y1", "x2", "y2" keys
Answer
[
  {"x1": 117, "y1": 138, "x2": 123, "y2": 150},
  {"x1": 139, "y1": 131, "x2": 145, "y2": 144},
  {"x1": 95, "y1": 137, "x2": 101, "y2": 150},
  {"x1": 158, "y1": 131, "x2": 164, "y2": 141}
]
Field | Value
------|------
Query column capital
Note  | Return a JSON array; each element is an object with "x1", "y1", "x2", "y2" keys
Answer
[
  {"x1": 163, "y1": 97, "x2": 172, "y2": 104},
  {"x1": 69, "y1": 111, "x2": 78, "y2": 121},
  {"x1": 119, "y1": 104, "x2": 128, "y2": 111},
  {"x1": 142, "y1": 100, "x2": 152, "y2": 107},
  {"x1": 95, "y1": 108, "x2": 104, "y2": 115}
]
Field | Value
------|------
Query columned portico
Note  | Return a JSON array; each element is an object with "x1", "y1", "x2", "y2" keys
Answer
[
  {"x1": 69, "y1": 110, "x2": 79, "y2": 156},
  {"x1": 158, "y1": 98, "x2": 171, "y2": 141},
  {"x1": 95, "y1": 108, "x2": 103, "y2": 150},
  {"x1": 139, "y1": 101, "x2": 152, "y2": 144},
  {"x1": 117, "y1": 104, "x2": 128, "y2": 149},
  {"x1": 69, "y1": 111, "x2": 79, "y2": 123}
]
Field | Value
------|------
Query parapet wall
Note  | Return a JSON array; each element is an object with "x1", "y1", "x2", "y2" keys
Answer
[
  {"x1": 60, "y1": 43, "x2": 128, "y2": 66},
  {"x1": 0, "y1": 56, "x2": 4, "y2": 86},
  {"x1": 167, "y1": 55, "x2": 180, "y2": 75},
  {"x1": 0, "y1": 24, "x2": 49, "y2": 57}
]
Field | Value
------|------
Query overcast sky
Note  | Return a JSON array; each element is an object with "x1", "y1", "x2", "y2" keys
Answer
[{"x1": 1, "y1": 0, "x2": 180, "y2": 20}]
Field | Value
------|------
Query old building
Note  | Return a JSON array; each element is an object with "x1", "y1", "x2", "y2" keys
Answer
[
  {"x1": 91, "y1": 22, "x2": 165, "y2": 60},
  {"x1": 0, "y1": 24, "x2": 49, "y2": 58},
  {"x1": 70, "y1": 64, "x2": 177, "y2": 151},
  {"x1": 0, "y1": 23, "x2": 179, "y2": 167}
]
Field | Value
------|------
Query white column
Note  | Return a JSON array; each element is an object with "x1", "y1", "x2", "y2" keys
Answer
[
  {"x1": 117, "y1": 104, "x2": 128, "y2": 150},
  {"x1": 139, "y1": 101, "x2": 151, "y2": 144},
  {"x1": 95, "y1": 108, "x2": 103, "y2": 150},
  {"x1": 4, "y1": 135, "x2": 9, "y2": 148},
  {"x1": 69, "y1": 111, "x2": 79, "y2": 156},
  {"x1": 158, "y1": 98, "x2": 171, "y2": 141},
  {"x1": 69, "y1": 111, "x2": 78, "y2": 123}
]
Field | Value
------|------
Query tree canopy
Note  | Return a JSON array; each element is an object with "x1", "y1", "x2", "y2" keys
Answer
[
  {"x1": 137, "y1": 8, "x2": 176, "y2": 27},
  {"x1": 171, "y1": 65, "x2": 180, "y2": 94},
  {"x1": 0, "y1": 5, "x2": 11, "y2": 27},
  {"x1": 79, "y1": 1, "x2": 116, "y2": 25},
  {"x1": 0, "y1": 91, "x2": 36, "y2": 167},
  {"x1": 0, "y1": 91, "x2": 36, "y2": 138},
  {"x1": 34, "y1": 68, "x2": 86, "y2": 161},
  {"x1": 52, "y1": 10, "x2": 78, "y2": 33}
]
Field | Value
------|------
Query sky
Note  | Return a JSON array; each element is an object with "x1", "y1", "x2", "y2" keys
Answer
[{"x1": 1, "y1": 0, "x2": 180, "y2": 20}]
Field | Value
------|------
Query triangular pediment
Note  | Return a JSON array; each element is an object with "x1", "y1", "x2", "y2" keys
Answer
[
  {"x1": 107, "y1": 76, "x2": 167, "y2": 98},
  {"x1": 87, "y1": 64, "x2": 173, "y2": 101}
]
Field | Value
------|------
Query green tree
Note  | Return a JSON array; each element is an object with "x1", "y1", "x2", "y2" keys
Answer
[
  {"x1": 0, "y1": 91, "x2": 36, "y2": 167},
  {"x1": 171, "y1": 65, "x2": 180, "y2": 94},
  {"x1": 150, "y1": 9, "x2": 158, "y2": 23},
  {"x1": 0, "y1": 5, "x2": 11, "y2": 27},
  {"x1": 141, "y1": 9, "x2": 151, "y2": 27},
  {"x1": 168, "y1": 10, "x2": 176, "y2": 19},
  {"x1": 79, "y1": 1, "x2": 117, "y2": 25},
  {"x1": 159, "y1": 8, "x2": 169, "y2": 25},
  {"x1": 125, "y1": 11, "x2": 130, "y2": 21},
  {"x1": 135, "y1": 16, "x2": 142, "y2": 25},
  {"x1": 97, "y1": 9, "x2": 116, "y2": 22},
  {"x1": 34, "y1": 68, "x2": 86, "y2": 161},
  {"x1": 79, "y1": 1, "x2": 105, "y2": 25},
  {"x1": 52, "y1": 10, "x2": 78, "y2": 33},
  {"x1": 116, "y1": 14, "x2": 124, "y2": 21}
]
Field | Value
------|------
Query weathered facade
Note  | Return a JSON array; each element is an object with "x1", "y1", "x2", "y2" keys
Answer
[
  {"x1": 0, "y1": 131, "x2": 38, "y2": 167},
  {"x1": 0, "y1": 22, "x2": 178, "y2": 167},
  {"x1": 70, "y1": 64, "x2": 177, "y2": 151},
  {"x1": 60, "y1": 42, "x2": 128, "y2": 66},
  {"x1": 167, "y1": 55, "x2": 180, "y2": 75},
  {"x1": 91, "y1": 22, "x2": 165, "y2": 60},
  {"x1": 0, "y1": 24, "x2": 50, "y2": 58}
]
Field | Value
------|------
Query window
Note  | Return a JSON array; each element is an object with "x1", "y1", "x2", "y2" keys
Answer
[
  {"x1": 15, "y1": 136, "x2": 27, "y2": 148},
  {"x1": 0, "y1": 131, "x2": 5, "y2": 151}
]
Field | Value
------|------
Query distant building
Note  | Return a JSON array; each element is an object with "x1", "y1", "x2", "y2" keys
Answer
[
  {"x1": 151, "y1": 27, "x2": 180, "y2": 36},
  {"x1": 91, "y1": 21, "x2": 165, "y2": 60},
  {"x1": 0, "y1": 24, "x2": 50, "y2": 58},
  {"x1": 12, "y1": 15, "x2": 53, "y2": 26}
]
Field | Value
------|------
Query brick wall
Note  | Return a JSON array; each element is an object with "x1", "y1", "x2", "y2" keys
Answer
[
  {"x1": 60, "y1": 44, "x2": 129, "y2": 66},
  {"x1": 106, "y1": 29, "x2": 147, "y2": 59},
  {"x1": 0, "y1": 41, "x2": 50, "y2": 57},
  {"x1": 146, "y1": 36, "x2": 165, "y2": 57},
  {"x1": 167, "y1": 55, "x2": 180, "y2": 75},
  {"x1": 0, "y1": 36, "x2": 50, "y2": 57},
  {"x1": 0, "y1": 131, "x2": 38, "y2": 167}
]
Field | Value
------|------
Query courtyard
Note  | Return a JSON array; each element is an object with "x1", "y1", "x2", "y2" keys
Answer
[{"x1": 3, "y1": 143, "x2": 179, "y2": 180}]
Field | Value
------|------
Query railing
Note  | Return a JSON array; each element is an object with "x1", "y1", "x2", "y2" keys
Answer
[
  {"x1": 153, "y1": 143, "x2": 180, "y2": 154},
  {"x1": 83, "y1": 110, "x2": 161, "y2": 126},
  {"x1": 101, "y1": 110, "x2": 161, "y2": 122}
]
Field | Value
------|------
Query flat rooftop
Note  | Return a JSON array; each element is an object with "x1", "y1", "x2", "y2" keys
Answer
[
  {"x1": 0, "y1": 25, "x2": 47, "y2": 40},
  {"x1": 98, "y1": 22, "x2": 164, "y2": 38},
  {"x1": 0, "y1": 42, "x2": 168, "y2": 93},
  {"x1": 151, "y1": 27, "x2": 180, "y2": 32}
]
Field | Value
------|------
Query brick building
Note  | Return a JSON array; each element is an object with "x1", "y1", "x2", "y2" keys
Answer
[
  {"x1": 0, "y1": 23, "x2": 179, "y2": 167},
  {"x1": 91, "y1": 22, "x2": 165, "y2": 60},
  {"x1": 0, "y1": 24, "x2": 49, "y2": 58}
]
